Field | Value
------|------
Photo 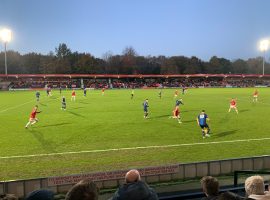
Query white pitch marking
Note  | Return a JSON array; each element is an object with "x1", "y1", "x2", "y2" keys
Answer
[
  {"x1": 0, "y1": 95, "x2": 61, "y2": 114},
  {"x1": 1, "y1": 137, "x2": 270, "y2": 160},
  {"x1": 0, "y1": 100, "x2": 35, "y2": 113}
]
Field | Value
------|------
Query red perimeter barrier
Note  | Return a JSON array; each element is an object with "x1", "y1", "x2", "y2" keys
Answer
[{"x1": 0, "y1": 74, "x2": 269, "y2": 78}]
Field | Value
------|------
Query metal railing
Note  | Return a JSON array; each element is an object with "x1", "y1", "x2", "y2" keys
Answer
[
  {"x1": 234, "y1": 170, "x2": 270, "y2": 187},
  {"x1": 158, "y1": 186, "x2": 246, "y2": 200}
]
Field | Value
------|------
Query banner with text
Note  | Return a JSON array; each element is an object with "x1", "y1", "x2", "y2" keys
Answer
[{"x1": 48, "y1": 165, "x2": 179, "y2": 186}]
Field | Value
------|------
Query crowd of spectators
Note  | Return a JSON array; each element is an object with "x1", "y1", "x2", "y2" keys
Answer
[
  {"x1": 1, "y1": 171, "x2": 269, "y2": 200},
  {"x1": 4, "y1": 77, "x2": 270, "y2": 89},
  {"x1": 9, "y1": 78, "x2": 80, "y2": 89}
]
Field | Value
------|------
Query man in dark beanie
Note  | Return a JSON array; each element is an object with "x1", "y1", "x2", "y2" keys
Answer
[{"x1": 25, "y1": 189, "x2": 54, "y2": 200}]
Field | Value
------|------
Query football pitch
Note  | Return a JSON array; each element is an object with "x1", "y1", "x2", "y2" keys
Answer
[{"x1": 0, "y1": 88, "x2": 270, "y2": 181}]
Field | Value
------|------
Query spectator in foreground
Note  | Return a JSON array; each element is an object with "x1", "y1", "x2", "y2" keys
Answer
[
  {"x1": 217, "y1": 191, "x2": 244, "y2": 200},
  {"x1": 201, "y1": 176, "x2": 220, "y2": 200},
  {"x1": 245, "y1": 175, "x2": 270, "y2": 200},
  {"x1": 0, "y1": 194, "x2": 18, "y2": 200},
  {"x1": 65, "y1": 180, "x2": 99, "y2": 200},
  {"x1": 25, "y1": 189, "x2": 54, "y2": 200},
  {"x1": 110, "y1": 169, "x2": 158, "y2": 200}
]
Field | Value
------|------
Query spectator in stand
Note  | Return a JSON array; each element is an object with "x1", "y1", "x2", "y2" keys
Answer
[
  {"x1": 0, "y1": 194, "x2": 18, "y2": 200},
  {"x1": 201, "y1": 176, "x2": 220, "y2": 200},
  {"x1": 25, "y1": 189, "x2": 54, "y2": 200},
  {"x1": 65, "y1": 180, "x2": 99, "y2": 200},
  {"x1": 110, "y1": 169, "x2": 158, "y2": 200},
  {"x1": 245, "y1": 175, "x2": 270, "y2": 200}
]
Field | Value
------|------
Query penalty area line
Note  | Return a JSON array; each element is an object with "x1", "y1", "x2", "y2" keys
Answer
[{"x1": 1, "y1": 137, "x2": 270, "y2": 160}]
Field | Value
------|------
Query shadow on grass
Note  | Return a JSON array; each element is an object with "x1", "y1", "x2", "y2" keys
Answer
[
  {"x1": 78, "y1": 101, "x2": 90, "y2": 104},
  {"x1": 71, "y1": 106, "x2": 84, "y2": 110},
  {"x1": 29, "y1": 129, "x2": 57, "y2": 153},
  {"x1": 39, "y1": 102, "x2": 47, "y2": 106},
  {"x1": 49, "y1": 96, "x2": 58, "y2": 99},
  {"x1": 212, "y1": 129, "x2": 238, "y2": 138},
  {"x1": 33, "y1": 122, "x2": 71, "y2": 128},
  {"x1": 67, "y1": 110, "x2": 86, "y2": 118},
  {"x1": 181, "y1": 110, "x2": 200, "y2": 113},
  {"x1": 239, "y1": 109, "x2": 249, "y2": 113},
  {"x1": 152, "y1": 114, "x2": 170, "y2": 119}
]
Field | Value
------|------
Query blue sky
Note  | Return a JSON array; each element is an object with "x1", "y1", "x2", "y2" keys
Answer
[{"x1": 0, "y1": 0, "x2": 269, "y2": 61}]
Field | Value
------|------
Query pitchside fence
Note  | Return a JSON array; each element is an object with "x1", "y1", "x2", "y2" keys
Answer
[{"x1": 0, "y1": 155, "x2": 270, "y2": 198}]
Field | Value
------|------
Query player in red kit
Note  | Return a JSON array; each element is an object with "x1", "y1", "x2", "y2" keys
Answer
[
  {"x1": 253, "y1": 89, "x2": 258, "y2": 102},
  {"x1": 25, "y1": 105, "x2": 41, "y2": 128},
  {"x1": 228, "y1": 98, "x2": 238, "y2": 114},
  {"x1": 71, "y1": 90, "x2": 76, "y2": 101},
  {"x1": 171, "y1": 106, "x2": 182, "y2": 123}
]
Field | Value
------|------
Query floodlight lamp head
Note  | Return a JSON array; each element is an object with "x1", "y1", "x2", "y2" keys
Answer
[
  {"x1": 0, "y1": 28, "x2": 12, "y2": 43},
  {"x1": 259, "y1": 39, "x2": 269, "y2": 52}
]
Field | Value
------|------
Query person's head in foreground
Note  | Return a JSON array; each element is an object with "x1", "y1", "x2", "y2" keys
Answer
[
  {"x1": 65, "y1": 180, "x2": 99, "y2": 200},
  {"x1": 201, "y1": 176, "x2": 219, "y2": 197}
]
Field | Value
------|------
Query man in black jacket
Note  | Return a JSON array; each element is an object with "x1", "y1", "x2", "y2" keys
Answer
[{"x1": 110, "y1": 169, "x2": 158, "y2": 200}]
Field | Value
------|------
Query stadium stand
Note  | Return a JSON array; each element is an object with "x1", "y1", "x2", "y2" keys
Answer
[
  {"x1": 1, "y1": 74, "x2": 270, "y2": 90},
  {"x1": 0, "y1": 80, "x2": 11, "y2": 90}
]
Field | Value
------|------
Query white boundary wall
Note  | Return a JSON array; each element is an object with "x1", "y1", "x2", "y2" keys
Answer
[{"x1": 0, "y1": 155, "x2": 270, "y2": 197}]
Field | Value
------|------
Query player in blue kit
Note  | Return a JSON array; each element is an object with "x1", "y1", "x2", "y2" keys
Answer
[
  {"x1": 158, "y1": 90, "x2": 162, "y2": 99},
  {"x1": 182, "y1": 86, "x2": 187, "y2": 95},
  {"x1": 143, "y1": 99, "x2": 149, "y2": 119},
  {"x1": 61, "y1": 96, "x2": 66, "y2": 110},
  {"x1": 36, "y1": 91, "x2": 40, "y2": 102},
  {"x1": 176, "y1": 99, "x2": 184, "y2": 107},
  {"x1": 131, "y1": 89, "x2": 134, "y2": 99},
  {"x1": 46, "y1": 87, "x2": 52, "y2": 96},
  {"x1": 83, "y1": 87, "x2": 87, "y2": 97},
  {"x1": 197, "y1": 110, "x2": 210, "y2": 139}
]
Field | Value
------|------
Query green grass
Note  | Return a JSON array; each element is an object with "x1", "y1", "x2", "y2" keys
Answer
[{"x1": 0, "y1": 88, "x2": 270, "y2": 181}]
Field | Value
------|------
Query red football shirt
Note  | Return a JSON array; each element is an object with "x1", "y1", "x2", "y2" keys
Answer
[
  {"x1": 30, "y1": 109, "x2": 37, "y2": 118},
  {"x1": 230, "y1": 100, "x2": 236, "y2": 106}
]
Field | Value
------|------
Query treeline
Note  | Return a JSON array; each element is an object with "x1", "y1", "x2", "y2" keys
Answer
[{"x1": 0, "y1": 43, "x2": 269, "y2": 74}]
